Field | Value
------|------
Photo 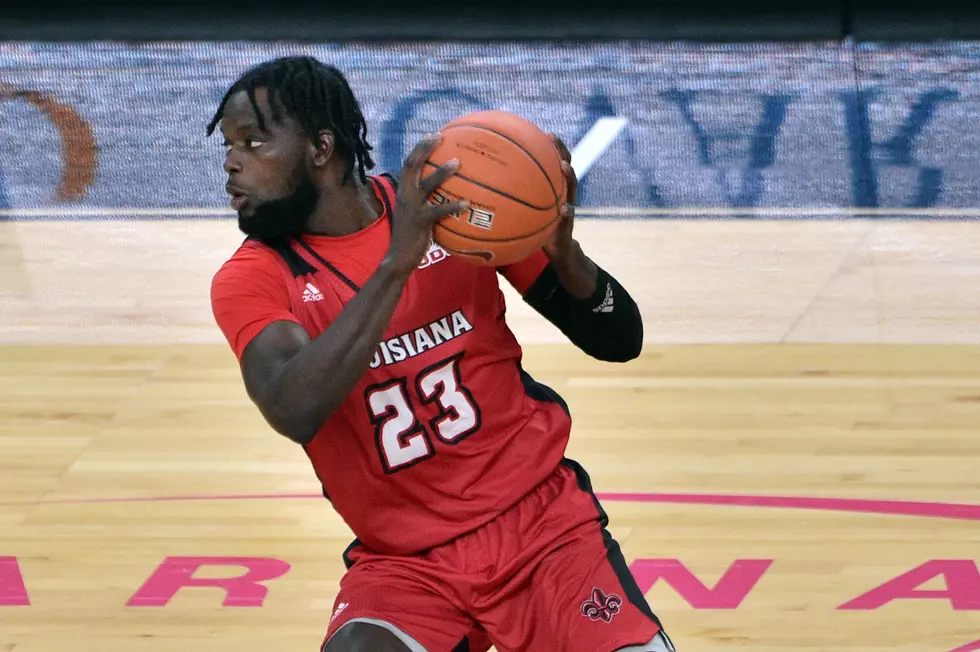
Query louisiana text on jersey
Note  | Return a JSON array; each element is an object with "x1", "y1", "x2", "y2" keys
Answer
[{"x1": 369, "y1": 309, "x2": 474, "y2": 369}]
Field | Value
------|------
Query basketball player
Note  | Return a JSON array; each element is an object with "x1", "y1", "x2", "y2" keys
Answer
[{"x1": 209, "y1": 56, "x2": 674, "y2": 652}]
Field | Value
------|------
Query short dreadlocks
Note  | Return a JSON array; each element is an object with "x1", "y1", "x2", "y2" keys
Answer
[{"x1": 207, "y1": 56, "x2": 375, "y2": 185}]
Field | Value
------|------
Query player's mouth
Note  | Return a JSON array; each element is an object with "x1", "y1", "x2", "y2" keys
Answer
[{"x1": 226, "y1": 184, "x2": 249, "y2": 211}]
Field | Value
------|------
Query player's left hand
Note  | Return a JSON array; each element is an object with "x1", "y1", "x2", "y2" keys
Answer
[{"x1": 543, "y1": 134, "x2": 578, "y2": 261}]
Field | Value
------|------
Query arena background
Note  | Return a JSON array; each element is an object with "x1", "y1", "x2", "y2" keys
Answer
[
  {"x1": 2, "y1": 38, "x2": 979, "y2": 344},
  {"x1": 2, "y1": 2, "x2": 980, "y2": 652}
]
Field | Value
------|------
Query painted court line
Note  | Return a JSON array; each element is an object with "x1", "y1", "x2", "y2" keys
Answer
[
  {"x1": 568, "y1": 377, "x2": 980, "y2": 388},
  {"x1": 3, "y1": 491, "x2": 980, "y2": 521}
]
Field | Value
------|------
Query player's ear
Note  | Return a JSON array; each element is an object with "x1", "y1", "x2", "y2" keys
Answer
[{"x1": 311, "y1": 130, "x2": 335, "y2": 167}]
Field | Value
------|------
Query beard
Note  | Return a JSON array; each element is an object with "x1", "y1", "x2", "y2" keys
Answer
[{"x1": 237, "y1": 168, "x2": 318, "y2": 242}]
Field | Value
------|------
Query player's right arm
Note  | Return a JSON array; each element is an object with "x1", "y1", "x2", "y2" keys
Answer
[{"x1": 211, "y1": 135, "x2": 467, "y2": 445}]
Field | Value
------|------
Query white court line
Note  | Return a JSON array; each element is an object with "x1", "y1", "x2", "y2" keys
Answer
[
  {"x1": 0, "y1": 207, "x2": 233, "y2": 218},
  {"x1": 567, "y1": 377, "x2": 980, "y2": 388},
  {"x1": 570, "y1": 117, "x2": 628, "y2": 178},
  {"x1": 2, "y1": 206, "x2": 980, "y2": 218},
  {"x1": 575, "y1": 207, "x2": 980, "y2": 218}
]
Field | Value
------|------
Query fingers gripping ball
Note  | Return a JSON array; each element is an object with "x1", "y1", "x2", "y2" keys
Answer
[{"x1": 423, "y1": 110, "x2": 566, "y2": 267}]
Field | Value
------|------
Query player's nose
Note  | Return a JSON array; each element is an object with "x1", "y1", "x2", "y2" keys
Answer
[{"x1": 223, "y1": 149, "x2": 243, "y2": 175}]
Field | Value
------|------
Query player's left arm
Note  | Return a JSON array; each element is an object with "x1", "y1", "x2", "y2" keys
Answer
[{"x1": 499, "y1": 136, "x2": 643, "y2": 363}]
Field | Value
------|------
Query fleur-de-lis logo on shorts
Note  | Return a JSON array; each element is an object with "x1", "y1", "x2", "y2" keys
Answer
[{"x1": 580, "y1": 587, "x2": 623, "y2": 623}]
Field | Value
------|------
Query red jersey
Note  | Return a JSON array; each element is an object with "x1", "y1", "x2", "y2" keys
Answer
[{"x1": 211, "y1": 175, "x2": 573, "y2": 555}]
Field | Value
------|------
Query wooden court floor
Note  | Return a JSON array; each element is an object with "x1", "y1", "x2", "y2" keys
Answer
[{"x1": 2, "y1": 219, "x2": 980, "y2": 652}]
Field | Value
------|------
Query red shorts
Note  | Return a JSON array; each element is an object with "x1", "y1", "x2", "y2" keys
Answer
[{"x1": 321, "y1": 460, "x2": 667, "y2": 652}]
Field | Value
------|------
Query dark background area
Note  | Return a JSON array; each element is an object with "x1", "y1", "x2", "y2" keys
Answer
[{"x1": 1, "y1": 0, "x2": 977, "y2": 42}]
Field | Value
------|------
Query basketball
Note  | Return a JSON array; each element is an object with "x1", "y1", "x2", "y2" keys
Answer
[{"x1": 423, "y1": 110, "x2": 567, "y2": 267}]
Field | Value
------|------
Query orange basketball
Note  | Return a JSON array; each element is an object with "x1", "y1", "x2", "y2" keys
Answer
[{"x1": 423, "y1": 110, "x2": 566, "y2": 267}]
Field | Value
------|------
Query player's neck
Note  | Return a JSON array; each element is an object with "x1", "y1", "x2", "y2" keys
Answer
[{"x1": 306, "y1": 181, "x2": 384, "y2": 237}]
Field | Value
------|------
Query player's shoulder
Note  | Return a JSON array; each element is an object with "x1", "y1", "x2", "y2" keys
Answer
[
  {"x1": 211, "y1": 238, "x2": 287, "y2": 297},
  {"x1": 216, "y1": 238, "x2": 280, "y2": 271}
]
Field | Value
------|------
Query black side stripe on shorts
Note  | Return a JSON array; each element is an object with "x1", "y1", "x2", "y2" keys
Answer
[
  {"x1": 560, "y1": 457, "x2": 667, "y2": 632},
  {"x1": 341, "y1": 538, "x2": 362, "y2": 570}
]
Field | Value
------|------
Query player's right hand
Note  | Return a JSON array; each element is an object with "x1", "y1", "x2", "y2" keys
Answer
[{"x1": 385, "y1": 134, "x2": 469, "y2": 275}]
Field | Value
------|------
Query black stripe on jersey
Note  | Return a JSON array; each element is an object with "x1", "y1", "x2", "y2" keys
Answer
[
  {"x1": 291, "y1": 173, "x2": 400, "y2": 291},
  {"x1": 264, "y1": 174, "x2": 399, "y2": 281},
  {"x1": 373, "y1": 174, "x2": 398, "y2": 233},
  {"x1": 517, "y1": 363, "x2": 570, "y2": 416},
  {"x1": 247, "y1": 236, "x2": 318, "y2": 277},
  {"x1": 294, "y1": 238, "x2": 361, "y2": 293},
  {"x1": 560, "y1": 457, "x2": 670, "y2": 636}
]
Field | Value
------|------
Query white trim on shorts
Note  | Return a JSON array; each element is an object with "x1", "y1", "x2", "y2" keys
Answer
[
  {"x1": 325, "y1": 618, "x2": 675, "y2": 652},
  {"x1": 618, "y1": 631, "x2": 677, "y2": 652},
  {"x1": 325, "y1": 617, "x2": 429, "y2": 652}
]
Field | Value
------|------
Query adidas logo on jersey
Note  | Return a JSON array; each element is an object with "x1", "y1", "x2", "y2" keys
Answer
[
  {"x1": 593, "y1": 283, "x2": 614, "y2": 313},
  {"x1": 302, "y1": 282, "x2": 324, "y2": 302}
]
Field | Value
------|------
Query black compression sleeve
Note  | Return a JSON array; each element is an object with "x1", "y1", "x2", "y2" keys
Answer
[{"x1": 522, "y1": 263, "x2": 643, "y2": 362}]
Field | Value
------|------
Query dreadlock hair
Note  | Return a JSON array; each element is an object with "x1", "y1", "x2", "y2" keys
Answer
[{"x1": 206, "y1": 56, "x2": 375, "y2": 185}]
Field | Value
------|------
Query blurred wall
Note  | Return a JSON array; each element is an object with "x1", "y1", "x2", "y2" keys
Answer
[
  {"x1": 0, "y1": 0, "x2": 979, "y2": 216},
  {"x1": 1, "y1": 39, "x2": 978, "y2": 214}
]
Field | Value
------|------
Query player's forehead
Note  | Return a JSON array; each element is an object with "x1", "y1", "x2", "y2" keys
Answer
[{"x1": 219, "y1": 87, "x2": 296, "y2": 137}]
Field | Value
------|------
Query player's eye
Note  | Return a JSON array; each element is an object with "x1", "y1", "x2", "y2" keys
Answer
[{"x1": 245, "y1": 137, "x2": 264, "y2": 149}]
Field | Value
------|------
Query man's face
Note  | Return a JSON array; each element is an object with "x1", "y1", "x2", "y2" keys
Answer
[{"x1": 219, "y1": 87, "x2": 317, "y2": 240}]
